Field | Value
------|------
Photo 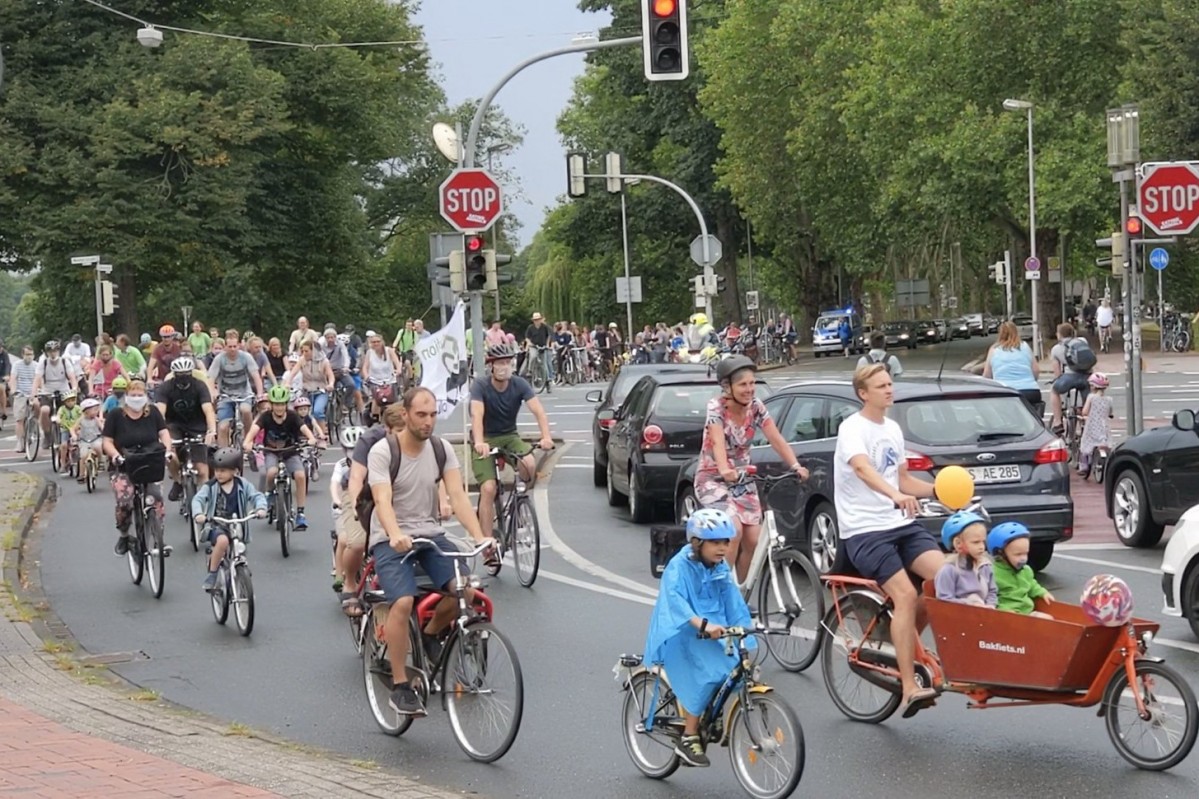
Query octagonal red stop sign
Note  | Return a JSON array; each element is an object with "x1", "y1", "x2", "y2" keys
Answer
[
  {"x1": 1138, "y1": 162, "x2": 1199, "y2": 236},
  {"x1": 439, "y1": 168, "x2": 503, "y2": 232}
]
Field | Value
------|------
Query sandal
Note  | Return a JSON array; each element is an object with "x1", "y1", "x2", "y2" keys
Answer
[
  {"x1": 901, "y1": 687, "x2": 937, "y2": 719},
  {"x1": 340, "y1": 593, "x2": 364, "y2": 617}
]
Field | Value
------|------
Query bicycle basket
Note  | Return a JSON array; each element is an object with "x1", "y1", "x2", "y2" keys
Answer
[
  {"x1": 649, "y1": 525, "x2": 688, "y2": 579},
  {"x1": 122, "y1": 448, "x2": 166, "y2": 484}
]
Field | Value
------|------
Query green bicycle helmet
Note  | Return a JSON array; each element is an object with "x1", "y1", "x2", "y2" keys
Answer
[{"x1": 267, "y1": 384, "x2": 291, "y2": 404}]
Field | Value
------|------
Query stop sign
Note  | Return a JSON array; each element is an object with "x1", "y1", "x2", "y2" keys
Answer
[
  {"x1": 438, "y1": 168, "x2": 503, "y2": 232},
  {"x1": 1138, "y1": 161, "x2": 1199, "y2": 236}
]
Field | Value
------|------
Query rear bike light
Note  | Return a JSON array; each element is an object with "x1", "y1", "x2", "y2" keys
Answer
[
  {"x1": 905, "y1": 451, "x2": 935, "y2": 472},
  {"x1": 1034, "y1": 439, "x2": 1069, "y2": 465}
]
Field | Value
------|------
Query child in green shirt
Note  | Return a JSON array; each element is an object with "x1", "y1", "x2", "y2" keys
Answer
[
  {"x1": 56, "y1": 390, "x2": 83, "y2": 476},
  {"x1": 987, "y1": 522, "x2": 1055, "y2": 619}
]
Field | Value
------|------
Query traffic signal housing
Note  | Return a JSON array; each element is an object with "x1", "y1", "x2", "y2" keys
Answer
[
  {"x1": 1125, "y1": 214, "x2": 1143, "y2": 237},
  {"x1": 641, "y1": 0, "x2": 689, "y2": 82},
  {"x1": 100, "y1": 280, "x2": 118, "y2": 315},
  {"x1": 464, "y1": 234, "x2": 487, "y2": 290}
]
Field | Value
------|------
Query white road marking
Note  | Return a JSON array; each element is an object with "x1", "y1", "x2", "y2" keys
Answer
[
  {"x1": 1053, "y1": 553, "x2": 1160, "y2": 575},
  {"x1": 1156, "y1": 637, "x2": 1199, "y2": 655},
  {"x1": 536, "y1": 569, "x2": 656, "y2": 606},
  {"x1": 553, "y1": 464, "x2": 592, "y2": 469},
  {"x1": 535, "y1": 447, "x2": 658, "y2": 598},
  {"x1": 1057, "y1": 543, "x2": 1137, "y2": 552}
]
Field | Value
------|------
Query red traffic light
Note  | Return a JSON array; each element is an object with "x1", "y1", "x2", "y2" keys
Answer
[
  {"x1": 1125, "y1": 216, "x2": 1143, "y2": 236},
  {"x1": 466, "y1": 234, "x2": 485, "y2": 252},
  {"x1": 652, "y1": 0, "x2": 677, "y2": 16}
]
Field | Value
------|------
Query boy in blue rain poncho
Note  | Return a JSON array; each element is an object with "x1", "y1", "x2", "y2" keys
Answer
[{"x1": 644, "y1": 508, "x2": 754, "y2": 768}]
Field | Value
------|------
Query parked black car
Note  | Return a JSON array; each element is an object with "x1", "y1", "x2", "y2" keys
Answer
[
  {"x1": 1105, "y1": 409, "x2": 1199, "y2": 548},
  {"x1": 601, "y1": 372, "x2": 768, "y2": 523},
  {"x1": 586, "y1": 363, "x2": 709, "y2": 488},
  {"x1": 674, "y1": 377, "x2": 1073, "y2": 572},
  {"x1": 948, "y1": 317, "x2": 972, "y2": 339}
]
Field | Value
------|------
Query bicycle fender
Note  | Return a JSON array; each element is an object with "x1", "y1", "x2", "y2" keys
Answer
[{"x1": 770, "y1": 547, "x2": 809, "y2": 565}]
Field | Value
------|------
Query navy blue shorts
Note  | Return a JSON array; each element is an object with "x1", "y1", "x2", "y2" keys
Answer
[
  {"x1": 371, "y1": 535, "x2": 464, "y2": 602},
  {"x1": 843, "y1": 523, "x2": 940, "y2": 584}
]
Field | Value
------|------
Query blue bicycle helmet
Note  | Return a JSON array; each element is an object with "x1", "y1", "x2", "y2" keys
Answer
[
  {"x1": 940, "y1": 511, "x2": 987, "y2": 550},
  {"x1": 686, "y1": 508, "x2": 736, "y2": 541},
  {"x1": 987, "y1": 522, "x2": 1031, "y2": 557}
]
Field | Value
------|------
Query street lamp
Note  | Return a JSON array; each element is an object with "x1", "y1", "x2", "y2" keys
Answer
[
  {"x1": 1003, "y1": 98, "x2": 1039, "y2": 357},
  {"x1": 486, "y1": 143, "x2": 514, "y2": 320}
]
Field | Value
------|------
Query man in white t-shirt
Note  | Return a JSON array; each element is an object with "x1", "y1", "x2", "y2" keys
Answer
[{"x1": 833, "y1": 362, "x2": 939, "y2": 717}]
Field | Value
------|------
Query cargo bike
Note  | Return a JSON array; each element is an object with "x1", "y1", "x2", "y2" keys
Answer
[{"x1": 820, "y1": 497, "x2": 1198, "y2": 771}]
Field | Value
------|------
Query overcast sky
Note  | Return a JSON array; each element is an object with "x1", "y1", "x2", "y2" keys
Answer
[{"x1": 413, "y1": 1, "x2": 612, "y2": 248}]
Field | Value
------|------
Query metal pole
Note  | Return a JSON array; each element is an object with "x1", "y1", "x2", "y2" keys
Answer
[
  {"x1": 1131, "y1": 240, "x2": 1144, "y2": 435},
  {"x1": 620, "y1": 190, "x2": 634, "y2": 340},
  {"x1": 746, "y1": 218, "x2": 754, "y2": 293},
  {"x1": 1059, "y1": 236, "x2": 1067, "y2": 326},
  {"x1": 459, "y1": 35, "x2": 641, "y2": 382},
  {"x1": 1119, "y1": 179, "x2": 1136, "y2": 432},
  {"x1": 1027, "y1": 107, "x2": 1041, "y2": 359},
  {"x1": 93, "y1": 267, "x2": 104, "y2": 341},
  {"x1": 1004, "y1": 250, "x2": 1013, "y2": 320},
  {"x1": 1158, "y1": 266, "x2": 1164, "y2": 353}
]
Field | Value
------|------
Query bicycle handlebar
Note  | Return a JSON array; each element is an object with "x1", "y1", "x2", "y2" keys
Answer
[
  {"x1": 399, "y1": 537, "x2": 497, "y2": 563},
  {"x1": 915, "y1": 496, "x2": 987, "y2": 518},
  {"x1": 208, "y1": 514, "x2": 259, "y2": 525}
]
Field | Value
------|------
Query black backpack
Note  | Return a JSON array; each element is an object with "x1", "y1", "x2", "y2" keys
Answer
[
  {"x1": 868, "y1": 351, "x2": 893, "y2": 375},
  {"x1": 1064, "y1": 337, "x2": 1097, "y2": 372},
  {"x1": 354, "y1": 434, "x2": 447, "y2": 531}
]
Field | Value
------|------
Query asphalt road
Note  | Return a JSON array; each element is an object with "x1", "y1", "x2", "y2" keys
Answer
[{"x1": 26, "y1": 337, "x2": 1199, "y2": 796}]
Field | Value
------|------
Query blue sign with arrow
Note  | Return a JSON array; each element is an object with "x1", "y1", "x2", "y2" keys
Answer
[{"x1": 1149, "y1": 248, "x2": 1170, "y2": 271}]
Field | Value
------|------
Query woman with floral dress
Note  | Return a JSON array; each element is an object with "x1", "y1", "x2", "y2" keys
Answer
[{"x1": 695, "y1": 355, "x2": 810, "y2": 582}]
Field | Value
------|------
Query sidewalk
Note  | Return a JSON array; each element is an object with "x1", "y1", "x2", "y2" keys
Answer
[{"x1": 0, "y1": 472, "x2": 464, "y2": 799}]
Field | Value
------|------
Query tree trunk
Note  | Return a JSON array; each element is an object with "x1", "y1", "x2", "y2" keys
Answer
[
  {"x1": 116, "y1": 266, "x2": 138, "y2": 339},
  {"x1": 715, "y1": 210, "x2": 742, "y2": 322}
]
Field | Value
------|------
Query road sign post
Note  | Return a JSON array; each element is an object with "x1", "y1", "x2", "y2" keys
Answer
[
  {"x1": 1150, "y1": 247, "x2": 1169, "y2": 348},
  {"x1": 439, "y1": 168, "x2": 504, "y2": 232}
]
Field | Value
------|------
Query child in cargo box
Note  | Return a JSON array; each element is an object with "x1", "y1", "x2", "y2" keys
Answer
[
  {"x1": 934, "y1": 511, "x2": 996, "y2": 607},
  {"x1": 988, "y1": 521, "x2": 1055, "y2": 619}
]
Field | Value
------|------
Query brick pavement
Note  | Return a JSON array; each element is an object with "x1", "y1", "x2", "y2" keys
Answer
[{"x1": 0, "y1": 472, "x2": 468, "y2": 799}]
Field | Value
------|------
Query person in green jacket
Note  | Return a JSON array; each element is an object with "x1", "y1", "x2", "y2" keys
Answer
[
  {"x1": 188, "y1": 321, "x2": 213, "y2": 358},
  {"x1": 987, "y1": 522, "x2": 1055, "y2": 619},
  {"x1": 113, "y1": 334, "x2": 147, "y2": 379}
]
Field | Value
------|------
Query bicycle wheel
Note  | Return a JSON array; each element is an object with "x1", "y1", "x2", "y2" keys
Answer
[
  {"x1": 1175, "y1": 330, "x2": 1192, "y2": 353},
  {"x1": 85, "y1": 457, "x2": 97, "y2": 493},
  {"x1": 361, "y1": 608, "x2": 413, "y2": 736},
  {"x1": 211, "y1": 563, "x2": 230, "y2": 624},
  {"x1": 127, "y1": 515, "x2": 145, "y2": 586},
  {"x1": 1104, "y1": 660, "x2": 1198, "y2": 770},
  {"x1": 485, "y1": 491, "x2": 504, "y2": 577},
  {"x1": 24, "y1": 419, "x2": 39, "y2": 462},
  {"x1": 49, "y1": 426, "x2": 60, "y2": 473},
  {"x1": 184, "y1": 475, "x2": 199, "y2": 552},
  {"x1": 621, "y1": 670, "x2": 681, "y2": 779},
  {"x1": 758, "y1": 550, "x2": 824, "y2": 672},
  {"x1": 233, "y1": 563, "x2": 255, "y2": 636},
  {"x1": 728, "y1": 692, "x2": 805, "y2": 799},
  {"x1": 820, "y1": 594, "x2": 901, "y2": 723},
  {"x1": 443, "y1": 621, "x2": 524, "y2": 763},
  {"x1": 146, "y1": 511, "x2": 166, "y2": 599},
  {"x1": 511, "y1": 496, "x2": 540, "y2": 588},
  {"x1": 276, "y1": 486, "x2": 291, "y2": 558},
  {"x1": 1063, "y1": 413, "x2": 1079, "y2": 463},
  {"x1": 530, "y1": 361, "x2": 546, "y2": 393}
]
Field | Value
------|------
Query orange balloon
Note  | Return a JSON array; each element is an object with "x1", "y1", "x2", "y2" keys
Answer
[{"x1": 934, "y1": 466, "x2": 975, "y2": 510}]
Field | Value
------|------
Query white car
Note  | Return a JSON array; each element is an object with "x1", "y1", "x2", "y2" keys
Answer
[
  {"x1": 1013, "y1": 315, "x2": 1035, "y2": 342},
  {"x1": 1160, "y1": 504, "x2": 1199, "y2": 638}
]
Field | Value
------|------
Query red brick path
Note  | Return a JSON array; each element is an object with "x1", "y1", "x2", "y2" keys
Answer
[{"x1": 0, "y1": 695, "x2": 281, "y2": 798}]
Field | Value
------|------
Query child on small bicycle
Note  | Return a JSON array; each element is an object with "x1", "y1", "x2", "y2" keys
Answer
[
  {"x1": 192, "y1": 447, "x2": 268, "y2": 592},
  {"x1": 104, "y1": 376, "x2": 128, "y2": 416},
  {"x1": 934, "y1": 511, "x2": 996, "y2": 607},
  {"x1": 73, "y1": 398, "x2": 105, "y2": 480},
  {"x1": 56, "y1": 390, "x2": 82, "y2": 476},
  {"x1": 1078, "y1": 372, "x2": 1113, "y2": 478},
  {"x1": 644, "y1": 508, "x2": 754, "y2": 769},
  {"x1": 988, "y1": 522, "x2": 1055, "y2": 619}
]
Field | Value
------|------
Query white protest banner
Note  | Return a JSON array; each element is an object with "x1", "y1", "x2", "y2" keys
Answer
[{"x1": 418, "y1": 301, "x2": 469, "y2": 419}]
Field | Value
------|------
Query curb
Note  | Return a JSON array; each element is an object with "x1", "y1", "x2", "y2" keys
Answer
[{"x1": 0, "y1": 472, "x2": 468, "y2": 798}]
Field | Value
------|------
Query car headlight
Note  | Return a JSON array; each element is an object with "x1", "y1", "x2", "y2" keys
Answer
[{"x1": 899, "y1": 334, "x2": 909, "y2": 340}]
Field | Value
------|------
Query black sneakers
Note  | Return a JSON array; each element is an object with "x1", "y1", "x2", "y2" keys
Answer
[
  {"x1": 168, "y1": 482, "x2": 183, "y2": 501},
  {"x1": 114, "y1": 536, "x2": 129, "y2": 556},
  {"x1": 675, "y1": 735, "x2": 710, "y2": 767},
  {"x1": 388, "y1": 684, "x2": 427, "y2": 717}
]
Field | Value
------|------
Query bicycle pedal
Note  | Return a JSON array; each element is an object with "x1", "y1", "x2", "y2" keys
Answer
[{"x1": 162, "y1": 545, "x2": 173, "y2": 557}]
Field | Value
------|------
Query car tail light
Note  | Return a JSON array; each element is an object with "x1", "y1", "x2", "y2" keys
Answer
[
  {"x1": 642, "y1": 425, "x2": 665, "y2": 451},
  {"x1": 1034, "y1": 439, "x2": 1068, "y2": 464},
  {"x1": 906, "y1": 451, "x2": 935, "y2": 472},
  {"x1": 599, "y1": 417, "x2": 616, "y2": 429},
  {"x1": 1060, "y1": 526, "x2": 1073, "y2": 541}
]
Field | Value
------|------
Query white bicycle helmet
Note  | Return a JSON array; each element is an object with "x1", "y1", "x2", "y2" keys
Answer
[
  {"x1": 170, "y1": 355, "x2": 195, "y2": 373},
  {"x1": 339, "y1": 425, "x2": 366, "y2": 449},
  {"x1": 81, "y1": 397, "x2": 101, "y2": 411},
  {"x1": 337, "y1": 333, "x2": 350, "y2": 345}
]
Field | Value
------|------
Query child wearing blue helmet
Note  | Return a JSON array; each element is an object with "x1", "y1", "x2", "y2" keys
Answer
[
  {"x1": 934, "y1": 511, "x2": 996, "y2": 606},
  {"x1": 989, "y1": 522, "x2": 1055, "y2": 619},
  {"x1": 644, "y1": 507, "x2": 754, "y2": 769}
]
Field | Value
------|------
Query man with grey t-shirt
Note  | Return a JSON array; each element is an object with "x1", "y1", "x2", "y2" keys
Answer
[{"x1": 366, "y1": 389, "x2": 490, "y2": 718}]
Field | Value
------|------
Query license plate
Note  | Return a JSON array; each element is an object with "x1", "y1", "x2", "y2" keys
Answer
[{"x1": 967, "y1": 465, "x2": 1021, "y2": 484}]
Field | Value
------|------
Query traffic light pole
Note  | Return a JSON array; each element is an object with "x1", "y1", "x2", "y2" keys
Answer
[
  {"x1": 583, "y1": 171, "x2": 715, "y2": 319},
  {"x1": 460, "y1": 35, "x2": 641, "y2": 379},
  {"x1": 1118, "y1": 174, "x2": 1144, "y2": 436}
]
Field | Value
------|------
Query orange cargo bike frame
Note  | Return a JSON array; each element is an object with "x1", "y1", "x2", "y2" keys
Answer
[{"x1": 818, "y1": 571, "x2": 1199, "y2": 771}]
